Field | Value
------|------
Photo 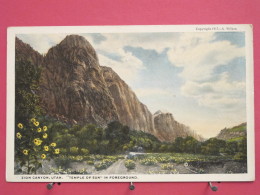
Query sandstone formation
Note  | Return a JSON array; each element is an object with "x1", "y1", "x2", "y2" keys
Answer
[
  {"x1": 153, "y1": 110, "x2": 203, "y2": 142},
  {"x1": 40, "y1": 35, "x2": 119, "y2": 126},
  {"x1": 15, "y1": 35, "x2": 202, "y2": 142},
  {"x1": 101, "y1": 66, "x2": 154, "y2": 133}
]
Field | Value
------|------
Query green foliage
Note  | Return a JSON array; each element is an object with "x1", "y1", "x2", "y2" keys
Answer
[
  {"x1": 224, "y1": 141, "x2": 238, "y2": 155},
  {"x1": 140, "y1": 157, "x2": 158, "y2": 166},
  {"x1": 86, "y1": 160, "x2": 94, "y2": 165},
  {"x1": 201, "y1": 138, "x2": 226, "y2": 155},
  {"x1": 70, "y1": 147, "x2": 79, "y2": 154},
  {"x1": 234, "y1": 136, "x2": 247, "y2": 161},
  {"x1": 94, "y1": 159, "x2": 115, "y2": 171},
  {"x1": 225, "y1": 123, "x2": 246, "y2": 133},
  {"x1": 233, "y1": 152, "x2": 247, "y2": 161},
  {"x1": 25, "y1": 118, "x2": 246, "y2": 163},
  {"x1": 81, "y1": 148, "x2": 89, "y2": 155},
  {"x1": 15, "y1": 118, "x2": 60, "y2": 174},
  {"x1": 172, "y1": 136, "x2": 201, "y2": 154},
  {"x1": 15, "y1": 58, "x2": 43, "y2": 125},
  {"x1": 124, "y1": 160, "x2": 136, "y2": 170},
  {"x1": 227, "y1": 136, "x2": 245, "y2": 142},
  {"x1": 105, "y1": 121, "x2": 130, "y2": 154},
  {"x1": 161, "y1": 163, "x2": 175, "y2": 170},
  {"x1": 136, "y1": 153, "x2": 231, "y2": 164}
]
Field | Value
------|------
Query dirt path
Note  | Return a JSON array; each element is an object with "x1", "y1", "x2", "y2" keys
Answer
[
  {"x1": 95, "y1": 160, "x2": 195, "y2": 175},
  {"x1": 175, "y1": 164, "x2": 196, "y2": 174},
  {"x1": 96, "y1": 159, "x2": 128, "y2": 174}
]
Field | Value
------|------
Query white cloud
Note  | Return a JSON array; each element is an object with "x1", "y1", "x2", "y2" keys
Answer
[
  {"x1": 167, "y1": 33, "x2": 245, "y2": 82},
  {"x1": 164, "y1": 32, "x2": 246, "y2": 116},
  {"x1": 181, "y1": 73, "x2": 246, "y2": 110},
  {"x1": 97, "y1": 51, "x2": 145, "y2": 85}
]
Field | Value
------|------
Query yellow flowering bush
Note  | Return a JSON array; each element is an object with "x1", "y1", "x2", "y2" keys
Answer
[
  {"x1": 160, "y1": 163, "x2": 175, "y2": 170},
  {"x1": 15, "y1": 118, "x2": 60, "y2": 174},
  {"x1": 140, "y1": 157, "x2": 158, "y2": 166},
  {"x1": 125, "y1": 160, "x2": 136, "y2": 170}
]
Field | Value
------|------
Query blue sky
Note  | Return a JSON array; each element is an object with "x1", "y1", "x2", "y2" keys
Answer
[{"x1": 17, "y1": 31, "x2": 246, "y2": 138}]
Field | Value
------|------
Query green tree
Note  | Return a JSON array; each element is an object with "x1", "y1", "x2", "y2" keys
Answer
[
  {"x1": 234, "y1": 136, "x2": 247, "y2": 161},
  {"x1": 105, "y1": 121, "x2": 130, "y2": 154},
  {"x1": 174, "y1": 137, "x2": 185, "y2": 152},
  {"x1": 183, "y1": 136, "x2": 201, "y2": 154},
  {"x1": 225, "y1": 141, "x2": 238, "y2": 155},
  {"x1": 201, "y1": 138, "x2": 226, "y2": 155}
]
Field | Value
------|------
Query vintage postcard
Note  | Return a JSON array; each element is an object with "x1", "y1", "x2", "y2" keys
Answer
[{"x1": 6, "y1": 25, "x2": 254, "y2": 182}]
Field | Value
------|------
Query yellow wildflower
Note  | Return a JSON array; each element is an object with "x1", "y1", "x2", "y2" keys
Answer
[
  {"x1": 16, "y1": 132, "x2": 22, "y2": 139},
  {"x1": 17, "y1": 123, "x2": 23, "y2": 129},
  {"x1": 34, "y1": 121, "x2": 39, "y2": 127},
  {"x1": 44, "y1": 146, "x2": 49, "y2": 151},
  {"x1": 43, "y1": 126, "x2": 48, "y2": 131},
  {"x1": 38, "y1": 139, "x2": 43, "y2": 145},
  {"x1": 33, "y1": 138, "x2": 42, "y2": 146},
  {"x1": 41, "y1": 154, "x2": 46, "y2": 159},
  {"x1": 30, "y1": 118, "x2": 36, "y2": 123},
  {"x1": 50, "y1": 143, "x2": 57, "y2": 147},
  {"x1": 43, "y1": 133, "x2": 48, "y2": 139},
  {"x1": 23, "y1": 149, "x2": 28, "y2": 155},
  {"x1": 54, "y1": 148, "x2": 60, "y2": 154},
  {"x1": 37, "y1": 128, "x2": 42, "y2": 132}
]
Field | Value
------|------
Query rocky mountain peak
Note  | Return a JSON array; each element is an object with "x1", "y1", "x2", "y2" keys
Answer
[
  {"x1": 45, "y1": 35, "x2": 99, "y2": 70},
  {"x1": 39, "y1": 35, "x2": 118, "y2": 126},
  {"x1": 59, "y1": 35, "x2": 96, "y2": 53},
  {"x1": 15, "y1": 37, "x2": 43, "y2": 66},
  {"x1": 16, "y1": 35, "x2": 202, "y2": 143}
]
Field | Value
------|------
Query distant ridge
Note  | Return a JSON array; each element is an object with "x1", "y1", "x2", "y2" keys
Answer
[{"x1": 216, "y1": 123, "x2": 247, "y2": 141}]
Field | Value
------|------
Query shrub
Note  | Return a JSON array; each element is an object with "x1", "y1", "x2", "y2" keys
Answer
[
  {"x1": 94, "y1": 159, "x2": 115, "y2": 171},
  {"x1": 161, "y1": 163, "x2": 174, "y2": 170},
  {"x1": 233, "y1": 152, "x2": 247, "y2": 161},
  {"x1": 157, "y1": 157, "x2": 170, "y2": 163},
  {"x1": 125, "y1": 160, "x2": 136, "y2": 170},
  {"x1": 15, "y1": 119, "x2": 60, "y2": 174},
  {"x1": 140, "y1": 157, "x2": 158, "y2": 166},
  {"x1": 86, "y1": 160, "x2": 94, "y2": 165},
  {"x1": 81, "y1": 148, "x2": 89, "y2": 155},
  {"x1": 70, "y1": 147, "x2": 79, "y2": 154}
]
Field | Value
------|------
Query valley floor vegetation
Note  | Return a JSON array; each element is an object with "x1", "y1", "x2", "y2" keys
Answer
[{"x1": 15, "y1": 117, "x2": 247, "y2": 174}]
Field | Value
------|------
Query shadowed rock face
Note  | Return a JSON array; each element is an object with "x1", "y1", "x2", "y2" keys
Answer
[
  {"x1": 15, "y1": 37, "x2": 43, "y2": 66},
  {"x1": 15, "y1": 35, "x2": 202, "y2": 142},
  {"x1": 101, "y1": 66, "x2": 154, "y2": 133},
  {"x1": 40, "y1": 35, "x2": 119, "y2": 126}
]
